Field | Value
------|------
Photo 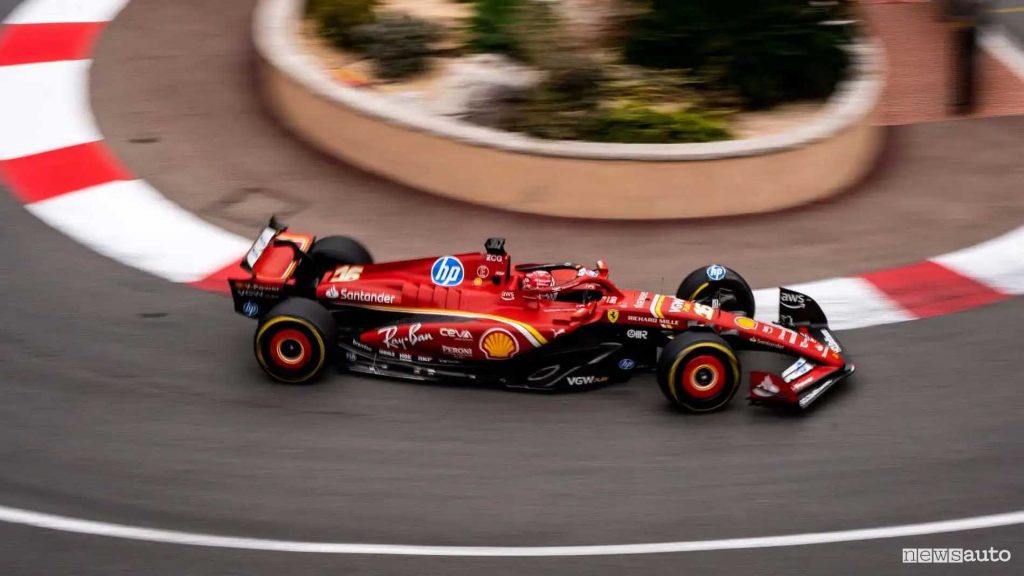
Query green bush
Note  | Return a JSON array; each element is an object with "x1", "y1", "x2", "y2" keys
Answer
[
  {"x1": 623, "y1": 0, "x2": 853, "y2": 108},
  {"x1": 499, "y1": 51, "x2": 606, "y2": 140},
  {"x1": 504, "y1": 97, "x2": 731, "y2": 143},
  {"x1": 502, "y1": 86, "x2": 596, "y2": 141},
  {"x1": 504, "y1": 0, "x2": 558, "y2": 66},
  {"x1": 467, "y1": 0, "x2": 524, "y2": 56},
  {"x1": 584, "y1": 105, "x2": 732, "y2": 143},
  {"x1": 353, "y1": 13, "x2": 441, "y2": 80},
  {"x1": 308, "y1": 0, "x2": 378, "y2": 49}
]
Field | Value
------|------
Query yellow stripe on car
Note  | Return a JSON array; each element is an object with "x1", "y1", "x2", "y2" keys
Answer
[
  {"x1": 350, "y1": 304, "x2": 548, "y2": 347},
  {"x1": 652, "y1": 295, "x2": 666, "y2": 319}
]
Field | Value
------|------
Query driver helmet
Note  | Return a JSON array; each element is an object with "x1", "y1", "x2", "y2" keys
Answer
[{"x1": 522, "y1": 270, "x2": 555, "y2": 292}]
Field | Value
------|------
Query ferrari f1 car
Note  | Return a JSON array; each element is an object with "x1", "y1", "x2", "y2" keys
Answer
[{"x1": 229, "y1": 219, "x2": 854, "y2": 411}]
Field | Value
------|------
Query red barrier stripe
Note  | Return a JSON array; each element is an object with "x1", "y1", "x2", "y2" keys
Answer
[
  {"x1": 0, "y1": 22, "x2": 104, "y2": 66},
  {"x1": 189, "y1": 261, "x2": 249, "y2": 293},
  {"x1": 0, "y1": 142, "x2": 133, "y2": 203},
  {"x1": 861, "y1": 260, "x2": 1009, "y2": 318}
]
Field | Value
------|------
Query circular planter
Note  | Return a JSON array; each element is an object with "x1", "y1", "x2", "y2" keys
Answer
[{"x1": 254, "y1": 0, "x2": 885, "y2": 219}]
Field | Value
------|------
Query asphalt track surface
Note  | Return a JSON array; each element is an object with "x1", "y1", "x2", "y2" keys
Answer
[
  {"x1": 995, "y1": 1, "x2": 1024, "y2": 44},
  {"x1": 2, "y1": 159, "x2": 1024, "y2": 576},
  {"x1": 2, "y1": 2, "x2": 1023, "y2": 575}
]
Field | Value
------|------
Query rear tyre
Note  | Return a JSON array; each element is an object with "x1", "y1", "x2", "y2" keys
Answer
[
  {"x1": 657, "y1": 332, "x2": 740, "y2": 412},
  {"x1": 309, "y1": 236, "x2": 373, "y2": 279},
  {"x1": 676, "y1": 264, "x2": 755, "y2": 317},
  {"x1": 255, "y1": 298, "x2": 336, "y2": 384}
]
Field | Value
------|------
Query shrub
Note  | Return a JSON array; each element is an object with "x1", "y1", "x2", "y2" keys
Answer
[
  {"x1": 467, "y1": 0, "x2": 522, "y2": 56},
  {"x1": 543, "y1": 52, "x2": 605, "y2": 103},
  {"x1": 499, "y1": 51, "x2": 606, "y2": 139},
  {"x1": 308, "y1": 0, "x2": 378, "y2": 49},
  {"x1": 504, "y1": 0, "x2": 559, "y2": 65},
  {"x1": 354, "y1": 14, "x2": 442, "y2": 80},
  {"x1": 623, "y1": 0, "x2": 853, "y2": 108},
  {"x1": 502, "y1": 86, "x2": 597, "y2": 140},
  {"x1": 583, "y1": 105, "x2": 731, "y2": 143}
]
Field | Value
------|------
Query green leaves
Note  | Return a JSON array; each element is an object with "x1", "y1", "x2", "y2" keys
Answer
[{"x1": 623, "y1": 0, "x2": 854, "y2": 108}]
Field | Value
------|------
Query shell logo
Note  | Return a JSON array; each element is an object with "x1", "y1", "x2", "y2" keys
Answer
[
  {"x1": 734, "y1": 316, "x2": 758, "y2": 330},
  {"x1": 480, "y1": 328, "x2": 519, "y2": 359}
]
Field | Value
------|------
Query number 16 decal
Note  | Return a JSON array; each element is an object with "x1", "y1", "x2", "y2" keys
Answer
[{"x1": 330, "y1": 265, "x2": 363, "y2": 282}]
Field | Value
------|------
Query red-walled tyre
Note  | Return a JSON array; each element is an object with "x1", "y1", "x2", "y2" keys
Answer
[
  {"x1": 255, "y1": 298, "x2": 336, "y2": 384},
  {"x1": 657, "y1": 332, "x2": 740, "y2": 412}
]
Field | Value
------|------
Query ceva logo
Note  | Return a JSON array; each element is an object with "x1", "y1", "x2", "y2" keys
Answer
[{"x1": 431, "y1": 256, "x2": 464, "y2": 287}]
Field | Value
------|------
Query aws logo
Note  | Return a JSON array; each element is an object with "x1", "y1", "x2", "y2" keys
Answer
[{"x1": 479, "y1": 328, "x2": 519, "y2": 359}]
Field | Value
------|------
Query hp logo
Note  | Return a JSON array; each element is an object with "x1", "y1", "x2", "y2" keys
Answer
[
  {"x1": 706, "y1": 264, "x2": 726, "y2": 281},
  {"x1": 618, "y1": 358, "x2": 636, "y2": 371},
  {"x1": 242, "y1": 301, "x2": 260, "y2": 318},
  {"x1": 431, "y1": 256, "x2": 464, "y2": 287}
]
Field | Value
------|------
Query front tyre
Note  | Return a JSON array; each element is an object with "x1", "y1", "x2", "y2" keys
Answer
[
  {"x1": 255, "y1": 298, "x2": 336, "y2": 384},
  {"x1": 657, "y1": 333, "x2": 740, "y2": 412},
  {"x1": 676, "y1": 264, "x2": 755, "y2": 317}
]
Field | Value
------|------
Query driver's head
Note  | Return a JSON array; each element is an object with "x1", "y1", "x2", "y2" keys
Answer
[{"x1": 522, "y1": 270, "x2": 555, "y2": 292}]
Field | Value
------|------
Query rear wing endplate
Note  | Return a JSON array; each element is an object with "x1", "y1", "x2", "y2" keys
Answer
[{"x1": 241, "y1": 216, "x2": 287, "y2": 272}]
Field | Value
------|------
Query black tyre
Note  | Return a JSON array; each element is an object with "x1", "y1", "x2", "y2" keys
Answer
[
  {"x1": 657, "y1": 332, "x2": 740, "y2": 412},
  {"x1": 255, "y1": 298, "x2": 336, "y2": 384},
  {"x1": 676, "y1": 264, "x2": 755, "y2": 317},
  {"x1": 309, "y1": 236, "x2": 373, "y2": 278}
]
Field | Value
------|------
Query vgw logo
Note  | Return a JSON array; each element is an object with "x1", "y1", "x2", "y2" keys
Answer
[
  {"x1": 567, "y1": 375, "x2": 610, "y2": 386},
  {"x1": 431, "y1": 256, "x2": 464, "y2": 287}
]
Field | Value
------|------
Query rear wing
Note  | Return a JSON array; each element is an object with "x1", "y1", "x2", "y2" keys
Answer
[
  {"x1": 241, "y1": 216, "x2": 287, "y2": 272},
  {"x1": 230, "y1": 218, "x2": 315, "y2": 319}
]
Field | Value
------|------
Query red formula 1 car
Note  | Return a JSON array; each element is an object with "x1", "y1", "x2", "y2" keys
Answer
[{"x1": 229, "y1": 219, "x2": 854, "y2": 411}]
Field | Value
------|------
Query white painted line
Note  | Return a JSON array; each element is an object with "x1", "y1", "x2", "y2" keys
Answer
[
  {"x1": 26, "y1": 180, "x2": 251, "y2": 282},
  {"x1": 0, "y1": 504, "x2": 1020, "y2": 556},
  {"x1": 0, "y1": 60, "x2": 100, "y2": 159},
  {"x1": 933, "y1": 225, "x2": 1024, "y2": 295},
  {"x1": 4, "y1": 0, "x2": 131, "y2": 24}
]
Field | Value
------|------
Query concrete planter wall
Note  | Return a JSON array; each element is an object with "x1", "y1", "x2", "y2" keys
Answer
[{"x1": 254, "y1": 0, "x2": 885, "y2": 219}]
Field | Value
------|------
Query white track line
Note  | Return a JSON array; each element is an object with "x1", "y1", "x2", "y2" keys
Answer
[
  {"x1": 934, "y1": 225, "x2": 1024, "y2": 295},
  {"x1": 26, "y1": 180, "x2": 251, "y2": 282},
  {"x1": 0, "y1": 60, "x2": 100, "y2": 159},
  {"x1": 0, "y1": 504, "x2": 1020, "y2": 556},
  {"x1": 5, "y1": 0, "x2": 130, "y2": 24}
]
